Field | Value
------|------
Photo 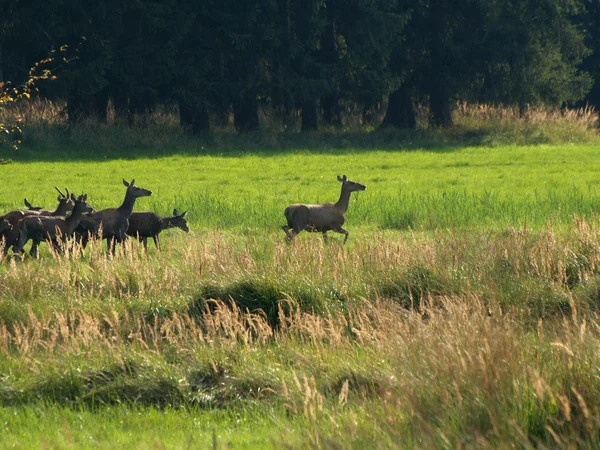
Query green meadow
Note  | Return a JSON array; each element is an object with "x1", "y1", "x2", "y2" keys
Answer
[
  {"x1": 3, "y1": 141, "x2": 600, "y2": 232},
  {"x1": 3, "y1": 129, "x2": 600, "y2": 448}
]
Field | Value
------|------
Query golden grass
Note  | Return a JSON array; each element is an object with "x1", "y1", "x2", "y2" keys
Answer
[
  {"x1": 2, "y1": 219, "x2": 600, "y2": 446},
  {"x1": 2, "y1": 98, "x2": 597, "y2": 148}
]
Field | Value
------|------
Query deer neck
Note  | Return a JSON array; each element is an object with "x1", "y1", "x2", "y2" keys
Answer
[
  {"x1": 334, "y1": 185, "x2": 352, "y2": 214},
  {"x1": 53, "y1": 202, "x2": 69, "y2": 216},
  {"x1": 118, "y1": 192, "x2": 137, "y2": 218},
  {"x1": 65, "y1": 206, "x2": 85, "y2": 234},
  {"x1": 157, "y1": 217, "x2": 174, "y2": 231}
]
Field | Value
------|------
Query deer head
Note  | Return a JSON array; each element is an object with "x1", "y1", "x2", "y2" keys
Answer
[
  {"x1": 55, "y1": 187, "x2": 75, "y2": 212},
  {"x1": 123, "y1": 179, "x2": 153, "y2": 198},
  {"x1": 170, "y1": 209, "x2": 189, "y2": 232},
  {"x1": 337, "y1": 175, "x2": 366, "y2": 192},
  {"x1": 71, "y1": 194, "x2": 94, "y2": 214}
]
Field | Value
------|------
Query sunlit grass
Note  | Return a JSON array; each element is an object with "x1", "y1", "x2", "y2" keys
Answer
[
  {"x1": 2, "y1": 142, "x2": 600, "y2": 233},
  {"x1": 1, "y1": 116, "x2": 600, "y2": 447}
]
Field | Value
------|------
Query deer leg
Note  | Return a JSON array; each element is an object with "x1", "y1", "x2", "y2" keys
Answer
[
  {"x1": 153, "y1": 235, "x2": 160, "y2": 251},
  {"x1": 142, "y1": 237, "x2": 148, "y2": 251},
  {"x1": 30, "y1": 241, "x2": 39, "y2": 259},
  {"x1": 322, "y1": 232, "x2": 329, "y2": 243},
  {"x1": 334, "y1": 226, "x2": 349, "y2": 244},
  {"x1": 2, "y1": 238, "x2": 10, "y2": 256},
  {"x1": 106, "y1": 236, "x2": 115, "y2": 255},
  {"x1": 286, "y1": 227, "x2": 302, "y2": 243},
  {"x1": 282, "y1": 225, "x2": 295, "y2": 242},
  {"x1": 6, "y1": 229, "x2": 20, "y2": 254},
  {"x1": 13, "y1": 230, "x2": 28, "y2": 255}
]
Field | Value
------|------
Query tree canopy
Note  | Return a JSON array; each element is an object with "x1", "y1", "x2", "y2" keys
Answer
[{"x1": 0, "y1": 0, "x2": 597, "y2": 132}]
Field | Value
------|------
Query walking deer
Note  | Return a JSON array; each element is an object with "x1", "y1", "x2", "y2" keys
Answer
[
  {"x1": 75, "y1": 179, "x2": 152, "y2": 253},
  {"x1": 126, "y1": 209, "x2": 189, "y2": 251},
  {"x1": 2, "y1": 188, "x2": 75, "y2": 255},
  {"x1": 282, "y1": 175, "x2": 366, "y2": 244},
  {"x1": 14, "y1": 194, "x2": 93, "y2": 258}
]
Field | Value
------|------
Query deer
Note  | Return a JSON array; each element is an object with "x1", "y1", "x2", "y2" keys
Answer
[
  {"x1": 23, "y1": 187, "x2": 75, "y2": 214},
  {"x1": 13, "y1": 194, "x2": 94, "y2": 258},
  {"x1": 23, "y1": 198, "x2": 43, "y2": 211},
  {"x1": 75, "y1": 179, "x2": 152, "y2": 254},
  {"x1": 0, "y1": 218, "x2": 11, "y2": 236},
  {"x1": 282, "y1": 175, "x2": 366, "y2": 244},
  {"x1": 2, "y1": 188, "x2": 75, "y2": 255},
  {"x1": 126, "y1": 209, "x2": 189, "y2": 251}
]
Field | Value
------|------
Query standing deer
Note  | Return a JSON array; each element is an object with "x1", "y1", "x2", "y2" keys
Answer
[
  {"x1": 2, "y1": 188, "x2": 75, "y2": 255},
  {"x1": 75, "y1": 179, "x2": 152, "y2": 253},
  {"x1": 14, "y1": 194, "x2": 94, "y2": 258},
  {"x1": 282, "y1": 175, "x2": 366, "y2": 244},
  {"x1": 126, "y1": 209, "x2": 189, "y2": 251}
]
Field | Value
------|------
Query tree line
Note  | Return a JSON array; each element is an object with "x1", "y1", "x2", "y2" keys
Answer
[{"x1": 1, "y1": 0, "x2": 599, "y2": 132}]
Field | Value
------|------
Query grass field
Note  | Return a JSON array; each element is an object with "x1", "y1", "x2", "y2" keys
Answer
[
  {"x1": 2, "y1": 124, "x2": 600, "y2": 448},
  {"x1": 3, "y1": 141, "x2": 600, "y2": 232}
]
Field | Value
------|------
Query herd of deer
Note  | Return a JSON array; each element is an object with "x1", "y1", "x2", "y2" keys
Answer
[{"x1": 0, "y1": 175, "x2": 366, "y2": 259}]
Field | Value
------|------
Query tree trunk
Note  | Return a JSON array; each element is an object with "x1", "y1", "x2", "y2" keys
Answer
[
  {"x1": 321, "y1": 92, "x2": 342, "y2": 127},
  {"x1": 234, "y1": 95, "x2": 259, "y2": 132},
  {"x1": 379, "y1": 88, "x2": 416, "y2": 129},
  {"x1": 429, "y1": 82, "x2": 452, "y2": 128},
  {"x1": 428, "y1": 0, "x2": 453, "y2": 128},
  {"x1": 180, "y1": 99, "x2": 210, "y2": 134},
  {"x1": 301, "y1": 99, "x2": 318, "y2": 131},
  {"x1": 320, "y1": 11, "x2": 341, "y2": 128},
  {"x1": 0, "y1": 41, "x2": 3, "y2": 89},
  {"x1": 112, "y1": 90, "x2": 130, "y2": 124}
]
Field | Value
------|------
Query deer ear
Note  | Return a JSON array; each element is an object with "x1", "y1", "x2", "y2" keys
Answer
[
  {"x1": 173, "y1": 209, "x2": 179, "y2": 216},
  {"x1": 343, "y1": 175, "x2": 347, "y2": 181},
  {"x1": 337, "y1": 175, "x2": 344, "y2": 183},
  {"x1": 123, "y1": 179, "x2": 130, "y2": 187},
  {"x1": 71, "y1": 193, "x2": 76, "y2": 201},
  {"x1": 181, "y1": 211, "x2": 187, "y2": 217},
  {"x1": 130, "y1": 179, "x2": 135, "y2": 186}
]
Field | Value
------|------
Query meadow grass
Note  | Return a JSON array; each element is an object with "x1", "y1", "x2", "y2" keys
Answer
[
  {"x1": 1, "y1": 112, "x2": 600, "y2": 447},
  {"x1": 2, "y1": 142, "x2": 600, "y2": 233}
]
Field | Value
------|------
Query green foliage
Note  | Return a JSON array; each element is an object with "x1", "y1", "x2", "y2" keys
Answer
[
  {"x1": 3, "y1": 141, "x2": 600, "y2": 446},
  {"x1": 2, "y1": 0, "x2": 596, "y2": 131},
  {"x1": 0, "y1": 54, "x2": 59, "y2": 151}
]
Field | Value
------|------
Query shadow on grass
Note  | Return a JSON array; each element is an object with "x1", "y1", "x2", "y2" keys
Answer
[
  {"x1": 0, "y1": 356, "x2": 277, "y2": 410},
  {"x1": 9, "y1": 125, "x2": 506, "y2": 163},
  {"x1": 189, "y1": 278, "x2": 334, "y2": 327}
]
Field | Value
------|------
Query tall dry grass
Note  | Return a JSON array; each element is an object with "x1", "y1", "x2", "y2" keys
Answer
[
  {"x1": 0, "y1": 290, "x2": 599, "y2": 447},
  {"x1": 453, "y1": 102, "x2": 599, "y2": 145},
  {"x1": 1, "y1": 99, "x2": 597, "y2": 153},
  {"x1": 2, "y1": 218, "x2": 600, "y2": 446}
]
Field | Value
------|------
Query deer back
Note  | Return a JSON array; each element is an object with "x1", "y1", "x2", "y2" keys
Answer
[{"x1": 126, "y1": 212, "x2": 163, "y2": 238}]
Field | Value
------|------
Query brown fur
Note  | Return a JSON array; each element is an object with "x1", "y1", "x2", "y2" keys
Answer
[
  {"x1": 282, "y1": 175, "x2": 366, "y2": 244},
  {"x1": 126, "y1": 209, "x2": 189, "y2": 251},
  {"x1": 14, "y1": 194, "x2": 93, "y2": 258},
  {"x1": 75, "y1": 179, "x2": 152, "y2": 254}
]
